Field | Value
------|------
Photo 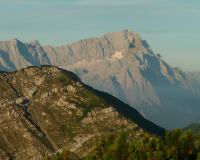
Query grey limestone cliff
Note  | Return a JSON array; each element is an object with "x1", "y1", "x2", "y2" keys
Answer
[
  {"x1": 0, "y1": 30, "x2": 200, "y2": 129},
  {"x1": 0, "y1": 66, "x2": 165, "y2": 159}
]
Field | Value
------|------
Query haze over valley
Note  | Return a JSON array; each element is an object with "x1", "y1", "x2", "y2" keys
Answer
[
  {"x1": 1, "y1": 1, "x2": 200, "y2": 159},
  {"x1": 0, "y1": 30, "x2": 200, "y2": 129}
]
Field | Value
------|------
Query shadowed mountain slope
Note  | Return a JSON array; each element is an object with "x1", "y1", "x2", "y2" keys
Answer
[
  {"x1": 0, "y1": 66, "x2": 165, "y2": 159},
  {"x1": 0, "y1": 30, "x2": 200, "y2": 129},
  {"x1": 185, "y1": 70, "x2": 200, "y2": 85}
]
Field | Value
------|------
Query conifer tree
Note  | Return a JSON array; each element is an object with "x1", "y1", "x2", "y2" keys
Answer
[
  {"x1": 53, "y1": 148, "x2": 73, "y2": 160},
  {"x1": 44, "y1": 129, "x2": 200, "y2": 160}
]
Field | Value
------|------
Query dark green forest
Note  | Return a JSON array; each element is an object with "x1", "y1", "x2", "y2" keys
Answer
[{"x1": 44, "y1": 129, "x2": 200, "y2": 160}]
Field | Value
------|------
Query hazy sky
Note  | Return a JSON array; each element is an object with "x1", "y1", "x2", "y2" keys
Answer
[{"x1": 0, "y1": 0, "x2": 200, "y2": 71}]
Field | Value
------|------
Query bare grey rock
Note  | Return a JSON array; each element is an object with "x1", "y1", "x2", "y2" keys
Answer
[
  {"x1": 1, "y1": 66, "x2": 161, "y2": 159},
  {"x1": 0, "y1": 30, "x2": 200, "y2": 129}
]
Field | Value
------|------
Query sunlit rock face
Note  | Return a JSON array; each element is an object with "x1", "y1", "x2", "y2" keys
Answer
[
  {"x1": 0, "y1": 66, "x2": 165, "y2": 159},
  {"x1": 0, "y1": 30, "x2": 200, "y2": 129}
]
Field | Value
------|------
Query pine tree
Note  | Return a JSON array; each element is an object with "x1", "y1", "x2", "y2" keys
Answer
[
  {"x1": 44, "y1": 129, "x2": 200, "y2": 160},
  {"x1": 53, "y1": 148, "x2": 73, "y2": 160}
]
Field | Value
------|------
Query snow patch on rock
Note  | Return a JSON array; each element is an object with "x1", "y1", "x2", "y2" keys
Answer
[{"x1": 111, "y1": 51, "x2": 122, "y2": 59}]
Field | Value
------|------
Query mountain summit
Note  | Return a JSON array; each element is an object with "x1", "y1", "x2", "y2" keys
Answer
[
  {"x1": 0, "y1": 30, "x2": 200, "y2": 129},
  {"x1": 0, "y1": 65, "x2": 165, "y2": 159}
]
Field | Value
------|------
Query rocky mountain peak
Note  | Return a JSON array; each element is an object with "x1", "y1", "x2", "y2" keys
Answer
[
  {"x1": 28, "y1": 40, "x2": 41, "y2": 46},
  {"x1": 7, "y1": 39, "x2": 24, "y2": 52},
  {"x1": 0, "y1": 65, "x2": 165, "y2": 159},
  {"x1": 44, "y1": 44, "x2": 53, "y2": 49},
  {"x1": 0, "y1": 30, "x2": 200, "y2": 129},
  {"x1": 132, "y1": 32, "x2": 143, "y2": 47},
  {"x1": 132, "y1": 32, "x2": 140, "y2": 39},
  {"x1": 10, "y1": 39, "x2": 19, "y2": 45},
  {"x1": 106, "y1": 30, "x2": 143, "y2": 48}
]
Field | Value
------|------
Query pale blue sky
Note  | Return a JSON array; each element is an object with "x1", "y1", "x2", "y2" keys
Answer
[{"x1": 0, "y1": 0, "x2": 200, "y2": 71}]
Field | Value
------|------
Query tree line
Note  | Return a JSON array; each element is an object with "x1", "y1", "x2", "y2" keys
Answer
[{"x1": 44, "y1": 129, "x2": 200, "y2": 160}]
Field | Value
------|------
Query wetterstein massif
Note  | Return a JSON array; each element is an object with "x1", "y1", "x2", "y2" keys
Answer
[
  {"x1": 0, "y1": 30, "x2": 200, "y2": 129},
  {"x1": 0, "y1": 66, "x2": 165, "y2": 159}
]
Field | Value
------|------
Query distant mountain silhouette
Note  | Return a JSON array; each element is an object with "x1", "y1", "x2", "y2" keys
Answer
[
  {"x1": 0, "y1": 66, "x2": 165, "y2": 159},
  {"x1": 0, "y1": 30, "x2": 200, "y2": 129}
]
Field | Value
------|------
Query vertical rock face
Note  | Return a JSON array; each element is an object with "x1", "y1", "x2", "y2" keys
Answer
[
  {"x1": 0, "y1": 30, "x2": 200, "y2": 129},
  {"x1": 0, "y1": 39, "x2": 50, "y2": 71},
  {"x1": 0, "y1": 66, "x2": 165, "y2": 159}
]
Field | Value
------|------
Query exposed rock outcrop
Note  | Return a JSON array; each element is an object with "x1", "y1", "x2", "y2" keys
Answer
[
  {"x1": 0, "y1": 66, "x2": 165, "y2": 160},
  {"x1": 0, "y1": 30, "x2": 200, "y2": 129}
]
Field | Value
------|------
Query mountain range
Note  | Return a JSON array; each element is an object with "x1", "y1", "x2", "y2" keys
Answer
[
  {"x1": 0, "y1": 30, "x2": 200, "y2": 129},
  {"x1": 0, "y1": 66, "x2": 165, "y2": 159}
]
